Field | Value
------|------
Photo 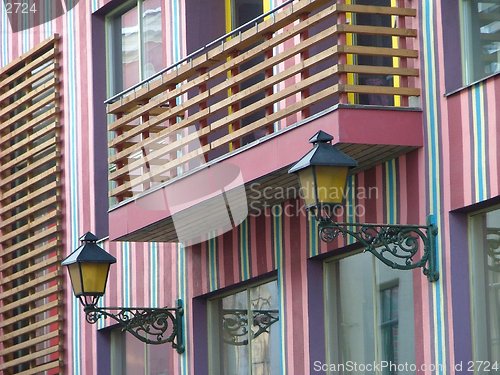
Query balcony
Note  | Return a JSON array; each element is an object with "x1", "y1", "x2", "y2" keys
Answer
[{"x1": 106, "y1": 0, "x2": 422, "y2": 242}]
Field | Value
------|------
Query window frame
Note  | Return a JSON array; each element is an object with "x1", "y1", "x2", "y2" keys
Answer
[
  {"x1": 468, "y1": 205, "x2": 500, "y2": 369},
  {"x1": 105, "y1": 0, "x2": 164, "y2": 95},
  {"x1": 207, "y1": 277, "x2": 280, "y2": 375},
  {"x1": 323, "y1": 250, "x2": 416, "y2": 374}
]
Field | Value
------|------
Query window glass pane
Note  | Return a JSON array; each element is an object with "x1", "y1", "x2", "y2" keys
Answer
[
  {"x1": 462, "y1": 0, "x2": 500, "y2": 83},
  {"x1": 250, "y1": 281, "x2": 280, "y2": 375},
  {"x1": 470, "y1": 208, "x2": 500, "y2": 363},
  {"x1": 142, "y1": 0, "x2": 164, "y2": 79},
  {"x1": 210, "y1": 279, "x2": 280, "y2": 375},
  {"x1": 120, "y1": 5, "x2": 140, "y2": 90},
  {"x1": 125, "y1": 333, "x2": 145, "y2": 375},
  {"x1": 325, "y1": 255, "x2": 415, "y2": 374}
]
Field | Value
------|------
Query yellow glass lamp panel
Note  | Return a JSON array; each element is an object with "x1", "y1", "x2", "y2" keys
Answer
[
  {"x1": 81, "y1": 263, "x2": 111, "y2": 295},
  {"x1": 298, "y1": 166, "x2": 349, "y2": 207},
  {"x1": 68, "y1": 263, "x2": 84, "y2": 296}
]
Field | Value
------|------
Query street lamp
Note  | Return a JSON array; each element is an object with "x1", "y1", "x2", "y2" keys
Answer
[
  {"x1": 62, "y1": 232, "x2": 185, "y2": 352},
  {"x1": 289, "y1": 131, "x2": 439, "y2": 282}
]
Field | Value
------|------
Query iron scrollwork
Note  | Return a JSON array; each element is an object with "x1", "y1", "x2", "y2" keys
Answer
[
  {"x1": 222, "y1": 309, "x2": 279, "y2": 346},
  {"x1": 318, "y1": 215, "x2": 439, "y2": 282},
  {"x1": 82, "y1": 298, "x2": 185, "y2": 352}
]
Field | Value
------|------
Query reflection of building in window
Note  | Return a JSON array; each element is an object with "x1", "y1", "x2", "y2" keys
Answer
[
  {"x1": 107, "y1": 0, "x2": 165, "y2": 94},
  {"x1": 469, "y1": 209, "x2": 500, "y2": 365},
  {"x1": 325, "y1": 255, "x2": 415, "y2": 374},
  {"x1": 208, "y1": 279, "x2": 281, "y2": 375},
  {"x1": 461, "y1": 0, "x2": 500, "y2": 84},
  {"x1": 381, "y1": 285, "x2": 399, "y2": 375},
  {"x1": 111, "y1": 329, "x2": 172, "y2": 375}
]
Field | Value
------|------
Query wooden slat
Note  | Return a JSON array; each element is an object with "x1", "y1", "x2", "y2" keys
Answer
[
  {"x1": 0, "y1": 166, "x2": 59, "y2": 201},
  {"x1": 0, "y1": 77, "x2": 57, "y2": 119},
  {"x1": 0, "y1": 92, "x2": 58, "y2": 132},
  {"x1": 340, "y1": 83, "x2": 420, "y2": 96},
  {"x1": 0, "y1": 181, "x2": 59, "y2": 214},
  {"x1": 0, "y1": 225, "x2": 61, "y2": 256},
  {"x1": 107, "y1": 0, "x2": 333, "y2": 114},
  {"x1": 1, "y1": 315, "x2": 60, "y2": 342},
  {"x1": 337, "y1": 64, "x2": 419, "y2": 76},
  {"x1": 110, "y1": 34, "x2": 340, "y2": 165},
  {"x1": 338, "y1": 24, "x2": 417, "y2": 37},
  {"x1": 211, "y1": 85, "x2": 339, "y2": 149},
  {"x1": 1, "y1": 210, "x2": 59, "y2": 242},
  {"x1": 0, "y1": 49, "x2": 57, "y2": 89},
  {"x1": 338, "y1": 44, "x2": 418, "y2": 58},
  {"x1": 0, "y1": 137, "x2": 58, "y2": 173},
  {"x1": 0, "y1": 121, "x2": 58, "y2": 159},
  {"x1": 109, "y1": 3, "x2": 339, "y2": 127},
  {"x1": 16, "y1": 360, "x2": 62, "y2": 375},
  {"x1": 0, "y1": 270, "x2": 60, "y2": 299},
  {"x1": 0, "y1": 195, "x2": 59, "y2": 229},
  {"x1": 0, "y1": 331, "x2": 60, "y2": 357},
  {"x1": 0, "y1": 345, "x2": 60, "y2": 371},
  {"x1": 0, "y1": 35, "x2": 58, "y2": 76},
  {"x1": 337, "y1": 3, "x2": 417, "y2": 16},
  {"x1": 0, "y1": 108, "x2": 58, "y2": 142},
  {"x1": 1, "y1": 255, "x2": 61, "y2": 285},
  {"x1": 111, "y1": 62, "x2": 338, "y2": 182},
  {"x1": 0, "y1": 285, "x2": 60, "y2": 314},
  {"x1": 0, "y1": 63, "x2": 56, "y2": 103},
  {"x1": 0, "y1": 300, "x2": 60, "y2": 328},
  {"x1": 0, "y1": 150, "x2": 59, "y2": 187}
]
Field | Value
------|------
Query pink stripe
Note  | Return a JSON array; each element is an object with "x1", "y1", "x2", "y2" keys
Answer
[
  {"x1": 461, "y1": 92, "x2": 473, "y2": 206},
  {"x1": 250, "y1": 214, "x2": 258, "y2": 278},
  {"x1": 487, "y1": 79, "x2": 499, "y2": 196},
  {"x1": 233, "y1": 226, "x2": 240, "y2": 283},
  {"x1": 283, "y1": 202, "x2": 294, "y2": 373},
  {"x1": 217, "y1": 234, "x2": 226, "y2": 288}
]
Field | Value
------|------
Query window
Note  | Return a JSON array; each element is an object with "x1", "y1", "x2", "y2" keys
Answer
[
  {"x1": 325, "y1": 254, "x2": 415, "y2": 374},
  {"x1": 208, "y1": 279, "x2": 281, "y2": 375},
  {"x1": 107, "y1": 0, "x2": 165, "y2": 94},
  {"x1": 460, "y1": 0, "x2": 500, "y2": 84},
  {"x1": 469, "y1": 208, "x2": 500, "y2": 367},
  {"x1": 111, "y1": 330, "x2": 172, "y2": 375}
]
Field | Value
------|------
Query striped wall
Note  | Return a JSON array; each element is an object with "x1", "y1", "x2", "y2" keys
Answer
[{"x1": 1, "y1": 0, "x2": 499, "y2": 375}]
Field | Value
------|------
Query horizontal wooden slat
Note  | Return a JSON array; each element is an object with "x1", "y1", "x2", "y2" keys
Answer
[
  {"x1": 0, "y1": 150, "x2": 59, "y2": 186},
  {"x1": 0, "y1": 63, "x2": 57, "y2": 104},
  {"x1": 107, "y1": 0, "x2": 333, "y2": 114},
  {"x1": 0, "y1": 195, "x2": 59, "y2": 229},
  {"x1": 0, "y1": 138, "x2": 58, "y2": 173},
  {"x1": 338, "y1": 44, "x2": 418, "y2": 58},
  {"x1": 0, "y1": 181, "x2": 60, "y2": 214},
  {"x1": 0, "y1": 285, "x2": 60, "y2": 314},
  {"x1": 1, "y1": 255, "x2": 61, "y2": 285},
  {"x1": 16, "y1": 360, "x2": 62, "y2": 375},
  {"x1": 338, "y1": 24, "x2": 417, "y2": 37},
  {"x1": 337, "y1": 3, "x2": 417, "y2": 16},
  {"x1": 0, "y1": 166, "x2": 59, "y2": 201},
  {"x1": 0, "y1": 210, "x2": 59, "y2": 242},
  {"x1": 0, "y1": 35, "x2": 58, "y2": 76},
  {"x1": 340, "y1": 83, "x2": 420, "y2": 96},
  {"x1": 0, "y1": 225, "x2": 61, "y2": 257},
  {"x1": 0, "y1": 330, "x2": 60, "y2": 356},
  {"x1": 0, "y1": 345, "x2": 60, "y2": 371},
  {"x1": 0, "y1": 92, "x2": 58, "y2": 132},
  {"x1": 1, "y1": 315, "x2": 61, "y2": 341},
  {"x1": 0, "y1": 300, "x2": 60, "y2": 328},
  {"x1": 0, "y1": 270, "x2": 60, "y2": 297},
  {"x1": 109, "y1": 3, "x2": 339, "y2": 128},
  {"x1": 0, "y1": 121, "x2": 58, "y2": 159},
  {"x1": 0, "y1": 78, "x2": 57, "y2": 119},
  {"x1": 0, "y1": 108, "x2": 58, "y2": 143},
  {"x1": 337, "y1": 64, "x2": 419, "y2": 76}
]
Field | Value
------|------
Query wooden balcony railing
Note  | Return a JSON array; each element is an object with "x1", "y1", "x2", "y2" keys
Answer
[{"x1": 107, "y1": 0, "x2": 419, "y2": 204}]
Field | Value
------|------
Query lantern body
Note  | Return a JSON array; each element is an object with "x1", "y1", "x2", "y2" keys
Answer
[
  {"x1": 298, "y1": 165, "x2": 349, "y2": 207},
  {"x1": 67, "y1": 262, "x2": 111, "y2": 297}
]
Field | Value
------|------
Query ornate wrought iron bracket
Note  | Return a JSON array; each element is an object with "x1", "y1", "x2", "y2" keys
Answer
[
  {"x1": 222, "y1": 309, "x2": 280, "y2": 346},
  {"x1": 82, "y1": 298, "x2": 185, "y2": 352},
  {"x1": 318, "y1": 215, "x2": 439, "y2": 282}
]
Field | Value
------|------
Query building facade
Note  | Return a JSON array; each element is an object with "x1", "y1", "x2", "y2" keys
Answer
[{"x1": 0, "y1": 0, "x2": 498, "y2": 374}]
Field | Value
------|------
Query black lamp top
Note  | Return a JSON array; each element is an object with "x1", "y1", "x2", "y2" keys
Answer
[
  {"x1": 288, "y1": 131, "x2": 357, "y2": 174},
  {"x1": 61, "y1": 232, "x2": 117, "y2": 266}
]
